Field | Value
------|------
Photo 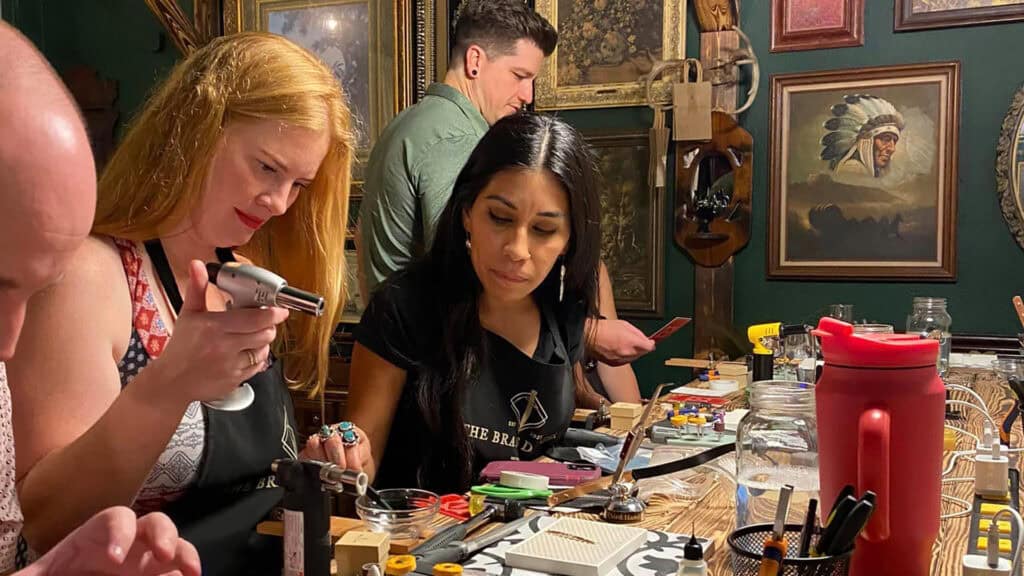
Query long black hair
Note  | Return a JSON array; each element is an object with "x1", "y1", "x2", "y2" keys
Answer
[{"x1": 415, "y1": 112, "x2": 601, "y2": 491}]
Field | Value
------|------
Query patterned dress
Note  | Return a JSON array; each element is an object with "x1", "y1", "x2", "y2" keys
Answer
[
  {"x1": 0, "y1": 362, "x2": 22, "y2": 573},
  {"x1": 113, "y1": 239, "x2": 205, "y2": 513}
]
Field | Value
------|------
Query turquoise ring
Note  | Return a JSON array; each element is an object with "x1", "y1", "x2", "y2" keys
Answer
[{"x1": 336, "y1": 421, "x2": 359, "y2": 447}]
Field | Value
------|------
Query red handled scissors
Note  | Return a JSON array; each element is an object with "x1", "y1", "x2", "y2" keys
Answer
[{"x1": 438, "y1": 494, "x2": 469, "y2": 521}]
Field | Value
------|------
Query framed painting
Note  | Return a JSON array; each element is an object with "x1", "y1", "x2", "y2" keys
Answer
[
  {"x1": 341, "y1": 248, "x2": 363, "y2": 324},
  {"x1": 413, "y1": 0, "x2": 450, "y2": 101},
  {"x1": 768, "y1": 62, "x2": 960, "y2": 280},
  {"x1": 221, "y1": 0, "x2": 413, "y2": 179},
  {"x1": 346, "y1": 192, "x2": 362, "y2": 240},
  {"x1": 585, "y1": 131, "x2": 664, "y2": 317},
  {"x1": 770, "y1": 0, "x2": 864, "y2": 52},
  {"x1": 895, "y1": 0, "x2": 1024, "y2": 31},
  {"x1": 534, "y1": 0, "x2": 686, "y2": 110}
]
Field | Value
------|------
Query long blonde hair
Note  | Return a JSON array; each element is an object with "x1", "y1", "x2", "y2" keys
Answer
[{"x1": 95, "y1": 32, "x2": 353, "y2": 397}]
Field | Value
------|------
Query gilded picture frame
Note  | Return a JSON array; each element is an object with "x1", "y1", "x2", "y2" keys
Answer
[
  {"x1": 221, "y1": 0, "x2": 413, "y2": 180},
  {"x1": 995, "y1": 82, "x2": 1024, "y2": 253},
  {"x1": 585, "y1": 130, "x2": 664, "y2": 317},
  {"x1": 413, "y1": 0, "x2": 450, "y2": 101},
  {"x1": 768, "y1": 62, "x2": 961, "y2": 280},
  {"x1": 534, "y1": 0, "x2": 686, "y2": 110}
]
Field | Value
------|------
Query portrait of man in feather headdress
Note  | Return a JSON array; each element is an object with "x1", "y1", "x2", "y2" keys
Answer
[
  {"x1": 820, "y1": 94, "x2": 906, "y2": 178},
  {"x1": 769, "y1": 63, "x2": 959, "y2": 277}
]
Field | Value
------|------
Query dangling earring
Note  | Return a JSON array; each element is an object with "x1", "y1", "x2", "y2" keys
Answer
[
  {"x1": 465, "y1": 237, "x2": 472, "y2": 250},
  {"x1": 558, "y1": 263, "x2": 566, "y2": 302}
]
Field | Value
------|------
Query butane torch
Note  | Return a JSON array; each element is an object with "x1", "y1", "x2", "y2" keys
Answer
[
  {"x1": 273, "y1": 459, "x2": 368, "y2": 576},
  {"x1": 747, "y1": 322, "x2": 808, "y2": 382},
  {"x1": 203, "y1": 261, "x2": 326, "y2": 411},
  {"x1": 207, "y1": 261, "x2": 325, "y2": 316}
]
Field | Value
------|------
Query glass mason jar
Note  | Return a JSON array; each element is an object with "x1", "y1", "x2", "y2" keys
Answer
[
  {"x1": 735, "y1": 381, "x2": 819, "y2": 529},
  {"x1": 906, "y1": 297, "x2": 952, "y2": 379}
]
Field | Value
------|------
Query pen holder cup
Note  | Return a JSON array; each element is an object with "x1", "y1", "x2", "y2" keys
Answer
[{"x1": 727, "y1": 523, "x2": 852, "y2": 576}]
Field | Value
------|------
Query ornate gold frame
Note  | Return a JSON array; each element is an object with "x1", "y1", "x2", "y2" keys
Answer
[
  {"x1": 414, "y1": 0, "x2": 449, "y2": 101},
  {"x1": 534, "y1": 0, "x2": 686, "y2": 110},
  {"x1": 996, "y1": 83, "x2": 1024, "y2": 253},
  {"x1": 220, "y1": 0, "x2": 413, "y2": 174}
]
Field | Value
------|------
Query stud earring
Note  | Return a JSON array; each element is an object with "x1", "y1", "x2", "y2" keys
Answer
[
  {"x1": 559, "y1": 263, "x2": 566, "y2": 302},
  {"x1": 470, "y1": 69, "x2": 478, "y2": 77},
  {"x1": 465, "y1": 238, "x2": 472, "y2": 250}
]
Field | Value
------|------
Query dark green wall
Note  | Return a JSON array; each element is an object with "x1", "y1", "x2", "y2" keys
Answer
[
  {"x1": 10, "y1": 2, "x2": 1024, "y2": 395},
  {"x1": 7, "y1": 0, "x2": 190, "y2": 136},
  {"x1": 566, "y1": 3, "x2": 1024, "y2": 393},
  {"x1": 734, "y1": 2, "x2": 1024, "y2": 342}
]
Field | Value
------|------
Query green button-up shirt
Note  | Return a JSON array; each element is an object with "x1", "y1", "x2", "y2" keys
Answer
[{"x1": 358, "y1": 83, "x2": 488, "y2": 294}]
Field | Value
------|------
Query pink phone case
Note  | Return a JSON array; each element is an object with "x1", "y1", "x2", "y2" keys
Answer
[
  {"x1": 648, "y1": 317, "x2": 691, "y2": 341},
  {"x1": 479, "y1": 461, "x2": 601, "y2": 486}
]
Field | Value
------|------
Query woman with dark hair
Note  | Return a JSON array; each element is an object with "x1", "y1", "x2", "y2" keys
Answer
[{"x1": 347, "y1": 112, "x2": 601, "y2": 492}]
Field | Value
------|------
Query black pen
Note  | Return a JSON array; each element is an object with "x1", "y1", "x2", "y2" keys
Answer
[
  {"x1": 824, "y1": 500, "x2": 875, "y2": 556},
  {"x1": 814, "y1": 495, "x2": 857, "y2": 556},
  {"x1": 824, "y1": 484, "x2": 854, "y2": 526},
  {"x1": 797, "y1": 498, "x2": 818, "y2": 557}
]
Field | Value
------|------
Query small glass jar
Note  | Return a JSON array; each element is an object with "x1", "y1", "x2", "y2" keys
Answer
[
  {"x1": 735, "y1": 381, "x2": 819, "y2": 529},
  {"x1": 906, "y1": 297, "x2": 952, "y2": 379},
  {"x1": 828, "y1": 304, "x2": 854, "y2": 322},
  {"x1": 852, "y1": 323, "x2": 894, "y2": 335}
]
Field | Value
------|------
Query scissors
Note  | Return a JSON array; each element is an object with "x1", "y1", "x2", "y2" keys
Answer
[{"x1": 470, "y1": 484, "x2": 552, "y2": 500}]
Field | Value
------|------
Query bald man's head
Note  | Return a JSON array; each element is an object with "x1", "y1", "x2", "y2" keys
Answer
[{"x1": 0, "y1": 22, "x2": 96, "y2": 360}]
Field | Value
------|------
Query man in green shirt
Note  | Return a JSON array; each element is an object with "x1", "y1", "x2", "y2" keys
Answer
[
  {"x1": 357, "y1": 0, "x2": 555, "y2": 295},
  {"x1": 357, "y1": 0, "x2": 655, "y2": 369}
]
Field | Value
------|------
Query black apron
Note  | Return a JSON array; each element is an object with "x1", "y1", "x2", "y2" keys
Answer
[
  {"x1": 145, "y1": 241, "x2": 298, "y2": 576},
  {"x1": 463, "y1": 301, "x2": 575, "y2": 468}
]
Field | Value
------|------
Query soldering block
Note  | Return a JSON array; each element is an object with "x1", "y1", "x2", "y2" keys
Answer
[
  {"x1": 335, "y1": 530, "x2": 390, "y2": 576},
  {"x1": 609, "y1": 402, "x2": 643, "y2": 418}
]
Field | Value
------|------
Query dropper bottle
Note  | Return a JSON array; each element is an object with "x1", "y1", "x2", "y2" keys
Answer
[{"x1": 677, "y1": 526, "x2": 707, "y2": 576}]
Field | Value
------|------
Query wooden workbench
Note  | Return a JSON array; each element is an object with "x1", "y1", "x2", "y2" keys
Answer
[
  {"x1": 557, "y1": 368, "x2": 1019, "y2": 575},
  {"x1": 330, "y1": 368, "x2": 1017, "y2": 575}
]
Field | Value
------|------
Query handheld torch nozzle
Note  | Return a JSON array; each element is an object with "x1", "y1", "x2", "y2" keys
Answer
[
  {"x1": 206, "y1": 262, "x2": 324, "y2": 316},
  {"x1": 271, "y1": 459, "x2": 368, "y2": 496}
]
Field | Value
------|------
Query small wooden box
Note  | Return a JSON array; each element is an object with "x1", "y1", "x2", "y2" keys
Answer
[
  {"x1": 335, "y1": 530, "x2": 390, "y2": 576},
  {"x1": 610, "y1": 415, "x2": 640, "y2": 431},
  {"x1": 609, "y1": 402, "x2": 643, "y2": 418}
]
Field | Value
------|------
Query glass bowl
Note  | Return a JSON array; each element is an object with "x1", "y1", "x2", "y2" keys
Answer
[{"x1": 355, "y1": 488, "x2": 439, "y2": 540}]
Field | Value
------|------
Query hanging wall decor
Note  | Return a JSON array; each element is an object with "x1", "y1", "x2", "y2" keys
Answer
[
  {"x1": 895, "y1": 0, "x2": 1024, "y2": 31},
  {"x1": 585, "y1": 130, "x2": 665, "y2": 317},
  {"x1": 770, "y1": 0, "x2": 864, "y2": 52},
  {"x1": 221, "y1": 0, "x2": 413, "y2": 180},
  {"x1": 534, "y1": 0, "x2": 686, "y2": 110},
  {"x1": 768, "y1": 62, "x2": 961, "y2": 280}
]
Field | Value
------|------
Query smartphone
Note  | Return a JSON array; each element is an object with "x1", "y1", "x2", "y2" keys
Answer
[
  {"x1": 648, "y1": 317, "x2": 691, "y2": 342},
  {"x1": 478, "y1": 461, "x2": 601, "y2": 486}
]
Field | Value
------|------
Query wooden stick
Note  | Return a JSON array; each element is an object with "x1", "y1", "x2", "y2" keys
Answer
[{"x1": 1013, "y1": 296, "x2": 1024, "y2": 330}]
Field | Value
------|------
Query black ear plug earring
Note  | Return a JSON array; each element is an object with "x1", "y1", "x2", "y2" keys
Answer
[{"x1": 471, "y1": 69, "x2": 478, "y2": 77}]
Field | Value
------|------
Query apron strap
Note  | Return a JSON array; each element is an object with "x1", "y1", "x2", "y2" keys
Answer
[
  {"x1": 540, "y1": 300, "x2": 571, "y2": 364},
  {"x1": 143, "y1": 239, "x2": 237, "y2": 315}
]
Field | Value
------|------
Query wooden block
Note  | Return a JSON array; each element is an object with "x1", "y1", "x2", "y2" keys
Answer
[
  {"x1": 609, "y1": 402, "x2": 642, "y2": 418},
  {"x1": 387, "y1": 528, "x2": 434, "y2": 555},
  {"x1": 257, "y1": 516, "x2": 363, "y2": 540},
  {"x1": 335, "y1": 530, "x2": 390, "y2": 576},
  {"x1": 610, "y1": 416, "x2": 639, "y2": 431}
]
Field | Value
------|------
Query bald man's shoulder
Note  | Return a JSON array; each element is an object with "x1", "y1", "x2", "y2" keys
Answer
[{"x1": 27, "y1": 235, "x2": 131, "y2": 346}]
